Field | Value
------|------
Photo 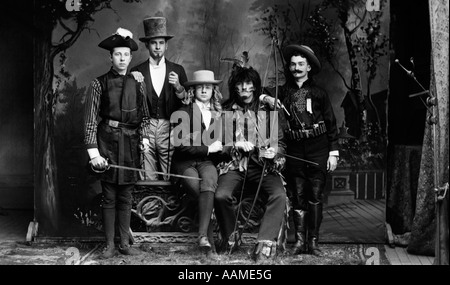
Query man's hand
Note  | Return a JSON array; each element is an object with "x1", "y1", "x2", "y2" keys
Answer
[
  {"x1": 140, "y1": 139, "x2": 150, "y2": 153},
  {"x1": 168, "y1": 71, "x2": 184, "y2": 92},
  {"x1": 261, "y1": 95, "x2": 282, "y2": 109},
  {"x1": 261, "y1": 147, "x2": 276, "y2": 159},
  {"x1": 327, "y1": 155, "x2": 338, "y2": 172},
  {"x1": 235, "y1": 141, "x2": 255, "y2": 152},
  {"x1": 131, "y1": 71, "x2": 144, "y2": 83},
  {"x1": 208, "y1": 140, "x2": 223, "y2": 154},
  {"x1": 90, "y1": 156, "x2": 108, "y2": 171}
]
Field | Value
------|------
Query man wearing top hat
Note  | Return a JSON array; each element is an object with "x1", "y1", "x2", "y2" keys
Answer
[
  {"x1": 84, "y1": 28, "x2": 150, "y2": 258},
  {"x1": 131, "y1": 16, "x2": 188, "y2": 181},
  {"x1": 260, "y1": 44, "x2": 339, "y2": 256}
]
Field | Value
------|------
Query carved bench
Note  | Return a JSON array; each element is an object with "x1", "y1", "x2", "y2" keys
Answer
[{"x1": 130, "y1": 180, "x2": 270, "y2": 244}]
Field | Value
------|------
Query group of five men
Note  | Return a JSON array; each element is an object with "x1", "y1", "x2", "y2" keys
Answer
[{"x1": 84, "y1": 16, "x2": 339, "y2": 262}]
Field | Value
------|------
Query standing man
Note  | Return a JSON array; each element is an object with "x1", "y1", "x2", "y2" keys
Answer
[
  {"x1": 131, "y1": 17, "x2": 188, "y2": 180},
  {"x1": 214, "y1": 67, "x2": 288, "y2": 263},
  {"x1": 84, "y1": 28, "x2": 150, "y2": 258},
  {"x1": 261, "y1": 45, "x2": 339, "y2": 256}
]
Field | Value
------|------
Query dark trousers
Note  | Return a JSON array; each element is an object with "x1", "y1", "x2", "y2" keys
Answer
[
  {"x1": 179, "y1": 160, "x2": 218, "y2": 237},
  {"x1": 214, "y1": 162, "x2": 286, "y2": 242},
  {"x1": 101, "y1": 181, "x2": 134, "y2": 246},
  {"x1": 286, "y1": 134, "x2": 329, "y2": 210}
]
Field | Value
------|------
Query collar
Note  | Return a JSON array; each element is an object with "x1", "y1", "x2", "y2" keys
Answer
[
  {"x1": 109, "y1": 67, "x2": 128, "y2": 77},
  {"x1": 195, "y1": 99, "x2": 211, "y2": 111},
  {"x1": 149, "y1": 56, "x2": 166, "y2": 68}
]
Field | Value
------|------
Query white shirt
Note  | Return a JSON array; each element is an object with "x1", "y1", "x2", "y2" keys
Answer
[
  {"x1": 149, "y1": 56, "x2": 166, "y2": 97},
  {"x1": 195, "y1": 100, "x2": 211, "y2": 130}
]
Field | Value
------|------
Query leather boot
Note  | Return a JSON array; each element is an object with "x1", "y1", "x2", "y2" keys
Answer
[
  {"x1": 117, "y1": 208, "x2": 140, "y2": 256},
  {"x1": 308, "y1": 203, "x2": 323, "y2": 256},
  {"x1": 101, "y1": 208, "x2": 116, "y2": 259},
  {"x1": 198, "y1": 192, "x2": 214, "y2": 252},
  {"x1": 292, "y1": 209, "x2": 308, "y2": 254}
]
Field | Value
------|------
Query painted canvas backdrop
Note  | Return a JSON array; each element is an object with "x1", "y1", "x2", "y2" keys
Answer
[{"x1": 35, "y1": 0, "x2": 390, "y2": 237}]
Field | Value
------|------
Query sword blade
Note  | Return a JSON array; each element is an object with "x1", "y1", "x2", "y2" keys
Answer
[
  {"x1": 107, "y1": 164, "x2": 202, "y2": 181},
  {"x1": 280, "y1": 153, "x2": 319, "y2": 166}
]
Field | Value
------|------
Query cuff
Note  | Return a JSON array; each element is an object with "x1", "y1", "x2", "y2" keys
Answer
[
  {"x1": 259, "y1": 94, "x2": 268, "y2": 102},
  {"x1": 329, "y1": 150, "x2": 339, "y2": 157},
  {"x1": 87, "y1": 148, "x2": 100, "y2": 160}
]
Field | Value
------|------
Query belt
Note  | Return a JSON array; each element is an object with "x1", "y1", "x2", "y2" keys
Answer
[
  {"x1": 104, "y1": 119, "x2": 138, "y2": 129},
  {"x1": 286, "y1": 122, "x2": 327, "y2": 140}
]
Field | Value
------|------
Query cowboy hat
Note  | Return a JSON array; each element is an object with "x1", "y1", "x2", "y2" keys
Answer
[
  {"x1": 139, "y1": 17, "x2": 174, "y2": 42},
  {"x1": 185, "y1": 70, "x2": 222, "y2": 86},
  {"x1": 283, "y1": 44, "x2": 321, "y2": 74},
  {"x1": 98, "y1": 27, "x2": 138, "y2": 51}
]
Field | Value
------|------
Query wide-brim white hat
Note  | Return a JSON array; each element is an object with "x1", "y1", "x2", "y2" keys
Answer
[{"x1": 185, "y1": 70, "x2": 222, "y2": 86}]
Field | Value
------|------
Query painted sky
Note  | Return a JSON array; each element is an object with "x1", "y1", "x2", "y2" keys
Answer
[{"x1": 54, "y1": 0, "x2": 391, "y2": 128}]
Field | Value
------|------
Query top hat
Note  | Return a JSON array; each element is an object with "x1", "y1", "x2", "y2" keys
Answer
[
  {"x1": 139, "y1": 17, "x2": 174, "y2": 42},
  {"x1": 283, "y1": 44, "x2": 321, "y2": 74},
  {"x1": 98, "y1": 27, "x2": 138, "y2": 51},
  {"x1": 185, "y1": 70, "x2": 222, "y2": 87}
]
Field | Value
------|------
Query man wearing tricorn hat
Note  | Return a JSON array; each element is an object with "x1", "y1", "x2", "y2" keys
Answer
[
  {"x1": 260, "y1": 44, "x2": 339, "y2": 256},
  {"x1": 131, "y1": 16, "x2": 188, "y2": 181},
  {"x1": 84, "y1": 28, "x2": 150, "y2": 258}
]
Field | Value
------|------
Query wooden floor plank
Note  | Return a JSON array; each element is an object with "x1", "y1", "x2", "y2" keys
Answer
[
  {"x1": 384, "y1": 245, "x2": 401, "y2": 265},
  {"x1": 335, "y1": 203, "x2": 382, "y2": 235},
  {"x1": 405, "y1": 250, "x2": 424, "y2": 265},
  {"x1": 351, "y1": 200, "x2": 385, "y2": 223},
  {"x1": 363, "y1": 199, "x2": 385, "y2": 211},
  {"x1": 328, "y1": 206, "x2": 375, "y2": 240},
  {"x1": 395, "y1": 247, "x2": 412, "y2": 265}
]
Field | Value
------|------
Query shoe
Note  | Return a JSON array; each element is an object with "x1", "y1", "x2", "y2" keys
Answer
[
  {"x1": 118, "y1": 244, "x2": 141, "y2": 256},
  {"x1": 251, "y1": 240, "x2": 276, "y2": 264},
  {"x1": 199, "y1": 236, "x2": 212, "y2": 250},
  {"x1": 308, "y1": 236, "x2": 324, "y2": 257},
  {"x1": 100, "y1": 244, "x2": 116, "y2": 259}
]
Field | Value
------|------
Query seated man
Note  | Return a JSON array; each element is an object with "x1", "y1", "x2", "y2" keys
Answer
[{"x1": 214, "y1": 67, "x2": 288, "y2": 263}]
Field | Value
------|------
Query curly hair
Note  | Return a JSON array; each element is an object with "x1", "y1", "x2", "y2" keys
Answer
[{"x1": 182, "y1": 85, "x2": 223, "y2": 113}]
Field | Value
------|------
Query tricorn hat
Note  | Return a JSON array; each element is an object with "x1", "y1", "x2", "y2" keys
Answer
[
  {"x1": 283, "y1": 44, "x2": 321, "y2": 74},
  {"x1": 185, "y1": 70, "x2": 222, "y2": 87},
  {"x1": 139, "y1": 17, "x2": 174, "y2": 42},
  {"x1": 98, "y1": 27, "x2": 138, "y2": 51}
]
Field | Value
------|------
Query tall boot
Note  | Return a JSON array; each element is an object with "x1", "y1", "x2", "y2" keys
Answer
[
  {"x1": 292, "y1": 209, "x2": 308, "y2": 254},
  {"x1": 101, "y1": 208, "x2": 116, "y2": 259},
  {"x1": 308, "y1": 202, "x2": 323, "y2": 256},
  {"x1": 198, "y1": 191, "x2": 214, "y2": 251},
  {"x1": 117, "y1": 207, "x2": 140, "y2": 255}
]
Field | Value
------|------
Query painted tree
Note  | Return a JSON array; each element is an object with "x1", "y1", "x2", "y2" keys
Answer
[
  {"x1": 34, "y1": 0, "x2": 139, "y2": 234},
  {"x1": 252, "y1": 0, "x2": 314, "y2": 85}
]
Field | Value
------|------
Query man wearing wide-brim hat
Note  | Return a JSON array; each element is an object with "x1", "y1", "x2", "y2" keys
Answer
[
  {"x1": 84, "y1": 28, "x2": 151, "y2": 259},
  {"x1": 171, "y1": 70, "x2": 224, "y2": 257},
  {"x1": 131, "y1": 16, "x2": 188, "y2": 181},
  {"x1": 260, "y1": 44, "x2": 339, "y2": 257}
]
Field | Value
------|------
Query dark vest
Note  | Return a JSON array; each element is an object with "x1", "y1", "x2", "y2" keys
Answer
[
  {"x1": 150, "y1": 84, "x2": 168, "y2": 119},
  {"x1": 96, "y1": 70, "x2": 143, "y2": 184},
  {"x1": 97, "y1": 70, "x2": 143, "y2": 125}
]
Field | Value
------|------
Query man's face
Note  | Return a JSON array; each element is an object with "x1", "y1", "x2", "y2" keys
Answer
[
  {"x1": 146, "y1": 37, "x2": 167, "y2": 61},
  {"x1": 110, "y1": 47, "x2": 132, "y2": 73},
  {"x1": 289, "y1": 55, "x2": 311, "y2": 80},
  {"x1": 235, "y1": 81, "x2": 255, "y2": 104},
  {"x1": 194, "y1": 84, "x2": 214, "y2": 104}
]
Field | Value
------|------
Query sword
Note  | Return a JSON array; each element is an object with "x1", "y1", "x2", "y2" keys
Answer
[{"x1": 91, "y1": 163, "x2": 202, "y2": 181}]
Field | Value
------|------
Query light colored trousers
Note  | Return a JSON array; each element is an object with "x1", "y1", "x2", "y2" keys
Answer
[{"x1": 140, "y1": 118, "x2": 173, "y2": 181}]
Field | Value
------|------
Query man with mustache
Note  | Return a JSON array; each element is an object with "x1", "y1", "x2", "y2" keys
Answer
[
  {"x1": 131, "y1": 17, "x2": 187, "y2": 181},
  {"x1": 261, "y1": 45, "x2": 339, "y2": 256}
]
